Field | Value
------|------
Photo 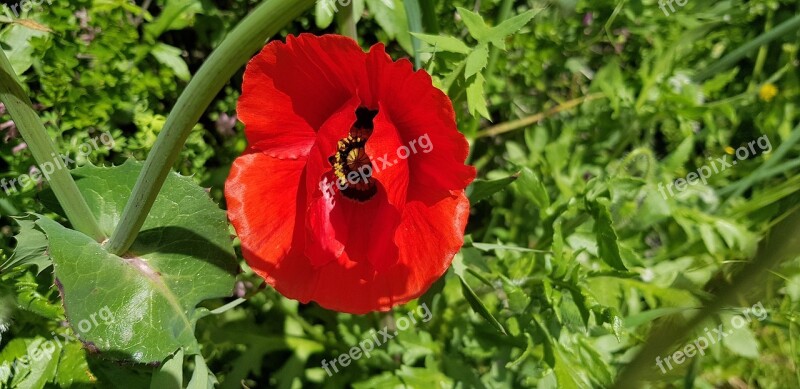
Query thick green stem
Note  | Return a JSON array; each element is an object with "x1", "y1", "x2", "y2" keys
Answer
[
  {"x1": 420, "y1": 0, "x2": 439, "y2": 34},
  {"x1": 404, "y1": 0, "x2": 424, "y2": 70},
  {"x1": 694, "y1": 13, "x2": 800, "y2": 82},
  {"x1": 105, "y1": 0, "x2": 316, "y2": 256},
  {"x1": 0, "y1": 51, "x2": 105, "y2": 242},
  {"x1": 338, "y1": 0, "x2": 357, "y2": 40}
]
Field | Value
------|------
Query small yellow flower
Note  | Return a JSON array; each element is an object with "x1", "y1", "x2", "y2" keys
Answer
[
  {"x1": 759, "y1": 83, "x2": 778, "y2": 102},
  {"x1": 725, "y1": 146, "x2": 735, "y2": 155}
]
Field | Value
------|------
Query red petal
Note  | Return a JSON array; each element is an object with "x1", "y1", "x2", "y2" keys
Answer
[
  {"x1": 302, "y1": 97, "x2": 358, "y2": 267},
  {"x1": 228, "y1": 35, "x2": 477, "y2": 314},
  {"x1": 365, "y1": 106, "x2": 409, "y2": 208},
  {"x1": 308, "y1": 192, "x2": 470, "y2": 314},
  {"x1": 238, "y1": 34, "x2": 369, "y2": 159},
  {"x1": 365, "y1": 44, "x2": 476, "y2": 202},
  {"x1": 225, "y1": 151, "x2": 311, "y2": 297}
]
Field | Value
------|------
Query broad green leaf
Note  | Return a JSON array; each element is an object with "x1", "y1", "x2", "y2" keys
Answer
[
  {"x1": 366, "y1": 0, "x2": 413, "y2": 54},
  {"x1": 466, "y1": 73, "x2": 491, "y2": 119},
  {"x1": 410, "y1": 33, "x2": 471, "y2": 54},
  {"x1": 722, "y1": 315, "x2": 760, "y2": 358},
  {"x1": 1, "y1": 216, "x2": 50, "y2": 274},
  {"x1": 37, "y1": 161, "x2": 237, "y2": 364},
  {"x1": 464, "y1": 43, "x2": 489, "y2": 79},
  {"x1": 151, "y1": 349, "x2": 184, "y2": 389},
  {"x1": 553, "y1": 346, "x2": 583, "y2": 389},
  {"x1": 151, "y1": 43, "x2": 191, "y2": 81},
  {"x1": 467, "y1": 172, "x2": 519, "y2": 203},
  {"x1": 0, "y1": 22, "x2": 49, "y2": 75},
  {"x1": 187, "y1": 354, "x2": 216, "y2": 389},
  {"x1": 587, "y1": 199, "x2": 628, "y2": 271},
  {"x1": 54, "y1": 343, "x2": 96, "y2": 387}
]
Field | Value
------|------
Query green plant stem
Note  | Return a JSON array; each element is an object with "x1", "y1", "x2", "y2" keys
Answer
[
  {"x1": 613, "y1": 209, "x2": 800, "y2": 387},
  {"x1": 748, "y1": 9, "x2": 774, "y2": 91},
  {"x1": 404, "y1": 0, "x2": 424, "y2": 70},
  {"x1": 338, "y1": 0, "x2": 357, "y2": 40},
  {"x1": 420, "y1": 0, "x2": 439, "y2": 34},
  {"x1": 0, "y1": 51, "x2": 105, "y2": 242},
  {"x1": 476, "y1": 93, "x2": 606, "y2": 138},
  {"x1": 719, "y1": 122, "x2": 800, "y2": 198},
  {"x1": 105, "y1": 0, "x2": 316, "y2": 256},
  {"x1": 694, "y1": 13, "x2": 800, "y2": 82}
]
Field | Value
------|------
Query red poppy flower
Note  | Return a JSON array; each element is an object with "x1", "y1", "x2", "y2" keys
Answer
[{"x1": 225, "y1": 34, "x2": 476, "y2": 314}]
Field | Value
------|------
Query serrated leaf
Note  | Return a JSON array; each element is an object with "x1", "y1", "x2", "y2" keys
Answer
[
  {"x1": 452, "y1": 254, "x2": 506, "y2": 334},
  {"x1": 500, "y1": 275, "x2": 529, "y2": 313},
  {"x1": 518, "y1": 167, "x2": 550, "y2": 209},
  {"x1": 411, "y1": 33, "x2": 471, "y2": 54},
  {"x1": 458, "y1": 279, "x2": 506, "y2": 335},
  {"x1": 466, "y1": 73, "x2": 491, "y2": 119},
  {"x1": 456, "y1": 7, "x2": 491, "y2": 42},
  {"x1": 465, "y1": 43, "x2": 489, "y2": 79},
  {"x1": 587, "y1": 198, "x2": 627, "y2": 271},
  {"x1": 467, "y1": 172, "x2": 519, "y2": 203},
  {"x1": 483, "y1": 9, "x2": 537, "y2": 49},
  {"x1": 38, "y1": 161, "x2": 237, "y2": 364},
  {"x1": 1, "y1": 216, "x2": 50, "y2": 274}
]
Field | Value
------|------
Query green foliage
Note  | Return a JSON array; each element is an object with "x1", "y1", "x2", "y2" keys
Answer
[{"x1": 1, "y1": 0, "x2": 800, "y2": 388}]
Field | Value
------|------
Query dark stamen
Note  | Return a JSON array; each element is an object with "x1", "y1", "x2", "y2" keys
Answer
[{"x1": 327, "y1": 107, "x2": 380, "y2": 202}]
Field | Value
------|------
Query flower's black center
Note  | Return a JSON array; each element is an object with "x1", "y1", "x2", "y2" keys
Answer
[{"x1": 328, "y1": 107, "x2": 379, "y2": 202}]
